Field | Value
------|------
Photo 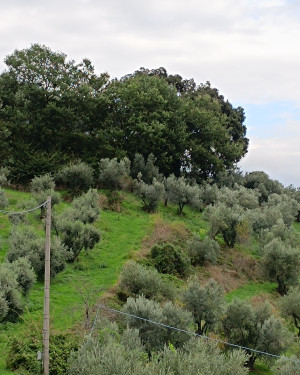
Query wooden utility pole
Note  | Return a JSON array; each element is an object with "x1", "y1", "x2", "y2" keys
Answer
[{"x1": 43, "y1": 197, "x2": 51, "y2": 375}]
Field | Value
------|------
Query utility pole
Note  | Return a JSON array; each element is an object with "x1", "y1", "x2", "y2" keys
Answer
[{"x1": 43, "y1": 197, "x2": 51, "y2": 375}]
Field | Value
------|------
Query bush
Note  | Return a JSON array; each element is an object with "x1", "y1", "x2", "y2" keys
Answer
[
  {"x1": 30, "y1": 173, "x2": 55, "y2": 193},
  {"x1": 135, "y1": 178, "x2": 165, "y2": 211},
  {"x1": 64, "y1": 189, "x2": 100, "y2": 224},
  {"x1": 279, "y1": 286, "x2": 300, "y2": 336},
  {"x1": 131, "y1": 153, "x2": 161, "y2": 183},
  {"x1": 57, "y1": 161, "x2": 94, "y2": 194},
  {"x1": 187, "y1": 236, "x2": 220, "y2": 265},
  {"x1": 150, "y1": 243, "x2": 190, "y2": 277},
  {"x1": 118, "y1": 260, "x2": 174, "y2": 301},
  {"x1": 6, "y1": 324, "x2": 78, "y2": 375}
]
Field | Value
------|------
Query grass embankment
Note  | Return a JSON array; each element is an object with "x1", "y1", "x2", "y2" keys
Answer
[{"x1": 0, "y1": 190, "x2": 151, "y2": 373}]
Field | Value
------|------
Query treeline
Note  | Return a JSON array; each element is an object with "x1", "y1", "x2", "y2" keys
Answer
[{"x1": 0, "y1": 44, "x2": 248, "y2": 183}]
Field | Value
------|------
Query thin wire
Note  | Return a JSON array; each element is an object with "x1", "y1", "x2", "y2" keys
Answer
[
  {"x1": 91, "y1": 303, "x2": 300, "y2": 365},
  {"x1": 0, "y1": 199, "x2": 50, "y2": 215}
]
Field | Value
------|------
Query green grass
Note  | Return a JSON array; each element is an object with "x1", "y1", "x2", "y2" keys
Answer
[
  {"x1": 226, "y1": 281, "x2": 278, "y2": 303},
  {"x1": 0, "y1": 190, "x2": 151, "y2": 373}
]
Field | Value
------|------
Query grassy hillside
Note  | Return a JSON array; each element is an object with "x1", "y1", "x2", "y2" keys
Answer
[{"x1": 0, "y1": 188, "x2": 298, "y2": 374}]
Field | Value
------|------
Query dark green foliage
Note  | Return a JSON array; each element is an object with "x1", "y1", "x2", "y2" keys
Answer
[
  {"x1": 187, "y1": 236, "x2": 220, "y2": 265},
  {"x1": 150, "y1": 243, "x2": 190, "y2": 277},
  {"x1": 98, "y1": 157, "x2": 130, "y2": 191},
  {"x1": 222, "y1": 299, "x2": 291, "y2": 368},
  {"x1": 6, "y1": 325, "x2": 78, "y2": 375},
  {"x1": 182, "y1": 278, "x2": 224, "y2": 335},
  {"x1": 57, "y1": 161, "x2": 94, "y2": 194},
  {"x1": 262, "y1": 238, "x2": 300, "y2": 295},
  {"x1": 123, "y1": 295, "x2": 193, "y2": 351},
  {"x1": 118, "y1": 260, "x2": 174, "y2": 300},
  {"x1": 135, "y1": 178, "x2": 165, "y2": 211},
  {"x1": 131, "y1": 153, "x2": 161, "y2": 184},
  {"x1": 244, "y1": 171, "x2": 284, "y2": 204}
]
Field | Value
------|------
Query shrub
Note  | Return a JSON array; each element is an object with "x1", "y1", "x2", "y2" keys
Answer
[
  {"x1": 131, "y1": 153, "x2": 161, "y2": 183},
  {"x1": 30, "y1": 173, "x2": 55, "y2": 193},
  {"x1": 118, "y1": 260, "x2": 174, "y2": 300},
  {"x1": 57, "y1": 161, "x2": 94, "y2": 194},
  {"x1": 279, "y1": 286, "x2": 300, "y2": 336},
  {"x1": 187, "y1": 236, "x2": 220, "y2": 265},
  {"x1": 150, "y1": 243, "x2": 190, "y2": 277}
]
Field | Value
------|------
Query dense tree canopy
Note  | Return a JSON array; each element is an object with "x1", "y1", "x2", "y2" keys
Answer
[{"x1": 0, "y1": 44, "x2": 248, "y2": 182}]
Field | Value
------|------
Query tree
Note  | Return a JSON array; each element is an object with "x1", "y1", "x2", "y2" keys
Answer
[
  {"x1": 222, "y1": 299, "x2": 291, "y2": 368},
  {"x1": 71, "y1": 188, "x2": 100, "y2": 224},
  {"x1": 135, "y1": 178, "x2": 165, "y2": 211},
  {"x1": 205, "y1": 202, "x2": 245, "y2": 247},
  {"x1": 6, "y1": 258, "x2": 36, "y2": 295},
  {"x1": 262, "y1": 238, "x2": 300, "y2": 295},
  {"x1": 244, "y1": 171, "x2": 283, "y2": 204},
  {"x1": 279, "y1": 286, "x2": 300, "y2": 336},
  {"x1": 7, "y1": 226, "x2": 70, "y2": 278},
  {"x1": 123, "y1": 295, "x2": 193, "y2": 351},
  {"x1": 0, "y1": 44, "x2": 109, "y2": 182},
  {"x1": 101, "y1": 73, "x2": 187, "y2": 177},
  {"x1": 98, "y1": 157, "x2": 130, "y2": 191},
  {"x1": 165, "y1": 174, "x2": 202, "y2": 214},
  {"x1": 58, "y1": 219, "x2": 100, "y2": 261},
  {"x1": 182, "y1": 278, "x2": 224, "y2": 335}
]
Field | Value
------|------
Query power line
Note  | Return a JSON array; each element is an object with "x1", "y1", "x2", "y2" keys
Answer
[
  {"x1": 91, "y1": 303, "x2": 300, "y2": 365},
  {"x1": 0, "y1": 199, "x2": 50, "y2": 215}
]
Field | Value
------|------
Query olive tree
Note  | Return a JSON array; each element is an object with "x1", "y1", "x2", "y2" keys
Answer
[
  {"x1": 98, "y1": 157, "x2": 130, "y2": 191},
  {"x1": 279, "y1": 286, "x2": 300, "y2": 336},
  {"x1": 222, "y1": 299, "x2": 291, "y2": 368},
  {"x1": 262, "y1": 238, "x2": 300, "y2": 295},
  {"x1": 135, "y1": 178, "x2": 165, "y2": 211},
  {"x1": 0, "y1": 266, "x2": 23, "y2": 322},
  {"x1": 57, "y1": 161, "x2": 94, "y2": 194},
  {"x1": 165, "y1": 174, "x2": 202, "y2": 214},
  {"x1": 182, "y1": 278, "x2": 224, "y2": 335}
]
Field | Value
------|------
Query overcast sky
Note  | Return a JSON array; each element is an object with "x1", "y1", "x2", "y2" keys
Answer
[{"x1": 1, "y1": 0, "x2": 300, "y2": 186}]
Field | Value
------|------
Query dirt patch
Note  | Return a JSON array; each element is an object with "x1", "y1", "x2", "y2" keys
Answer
[
  {"x1": 197, "y1": 250, "x2": 260, "y2": 292},
  {"x1": 143, "y1": 216, "x2": 189, "y2": 248}
]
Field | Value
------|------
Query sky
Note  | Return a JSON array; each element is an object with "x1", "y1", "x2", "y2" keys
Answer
[{"x1": 1, "y1": 0, "x2": 300, "y2": 187}]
